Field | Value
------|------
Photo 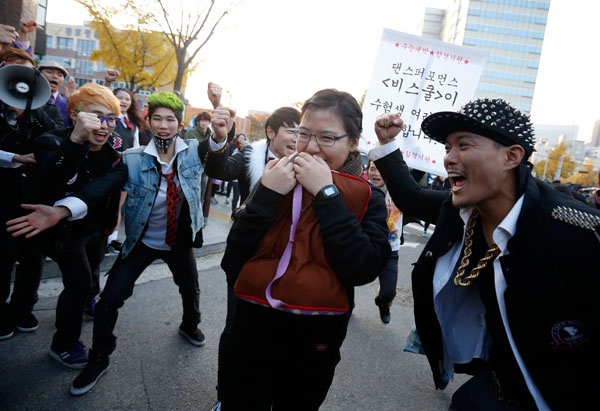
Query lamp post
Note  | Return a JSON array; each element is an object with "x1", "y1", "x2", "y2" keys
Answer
[
  {"x1": 542, "y1": 158, "x2": 549, "y2": 181},
  {"x1": 553, "y1": 154, "x2": 566, "y2": 182}
]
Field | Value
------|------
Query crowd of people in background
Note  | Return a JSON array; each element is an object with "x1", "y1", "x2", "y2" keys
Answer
[{"x1": 1, "y1": 18, "x2": 598, "y2": 411}]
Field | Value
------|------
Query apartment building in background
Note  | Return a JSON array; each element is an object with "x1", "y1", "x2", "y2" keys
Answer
[
  {"x1": 40, "y1": 22, "x2": 108, "y2": 89},
  {"x1": 419, "y1": 0, "x2": 551, "y2": 113},
  {"x1": 1, "y1": 0, "x2": 49, "y2": 55}
]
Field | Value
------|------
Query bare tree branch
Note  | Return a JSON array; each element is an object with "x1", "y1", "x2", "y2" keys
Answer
[{"x1": 185, "y1": 9, "x2": 227, "y2": 66}]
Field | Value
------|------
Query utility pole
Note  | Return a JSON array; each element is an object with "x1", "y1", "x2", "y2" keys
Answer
[{"x1": 542, "y1": 158, "x2": 549, "y2": 181}]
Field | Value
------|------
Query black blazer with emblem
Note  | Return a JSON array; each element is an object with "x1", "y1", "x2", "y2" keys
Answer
[{"x1": 375, "y1": 148, "x2": 599, "y2": 410}]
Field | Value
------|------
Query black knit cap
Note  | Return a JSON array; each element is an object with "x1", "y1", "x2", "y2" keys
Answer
[{"x1": 421, "y1": 98, "x2": 536, "y2": 160}]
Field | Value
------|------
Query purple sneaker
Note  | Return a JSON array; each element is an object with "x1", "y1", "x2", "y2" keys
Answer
[{"x1": 49, "y1": 340, "x2": 89, "y2": 369}]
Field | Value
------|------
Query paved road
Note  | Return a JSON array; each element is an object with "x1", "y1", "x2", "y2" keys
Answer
[{"x1": 0, "y1": 196, "x2": 466, "y2": 410}]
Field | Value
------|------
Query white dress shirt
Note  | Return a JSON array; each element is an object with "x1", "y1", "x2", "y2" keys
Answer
[
  {"x1": 0, "y1": 150, "x2": 20, "y2": 168},
  {"x1": 142, "y1": 136, "x2": 227, "y2": 250},
  {"x1": 141, "y1": 138, "x2": 188, "y2": 250}
]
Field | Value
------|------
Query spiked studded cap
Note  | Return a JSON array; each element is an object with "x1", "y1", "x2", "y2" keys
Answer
[{"x1": 421, "y1": 98, "x2": 536, "y2": 159}]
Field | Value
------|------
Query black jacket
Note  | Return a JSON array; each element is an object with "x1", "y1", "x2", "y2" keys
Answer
[
  {"x1": 0, "y1": 104, "x2": 64, "y2": 219},
  {"x1": 34, "y1": 128, "x2": 128, "y2": 236},
  {"x1": 375, "y1": 148, "x2": 599, "y2": 410},
  {"x1": 220, "y1": 182, "x2": 391, "y2": 308},
  {"x1": 205, "y1": 139, "x2": 268, "y2": 205}
]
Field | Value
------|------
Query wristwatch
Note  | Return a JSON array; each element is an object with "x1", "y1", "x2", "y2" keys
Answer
[{"x1": 315, "y1": 184, "x2": 340, "y2": 201}]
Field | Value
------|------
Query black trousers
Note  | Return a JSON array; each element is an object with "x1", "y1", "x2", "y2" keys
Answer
[
  {"x1": 219, "y1": 300, "x2": 349, "y2": 411},
  {"x1": 86, "y1": 235, "x2": 107, "y2": 306},
  {"x1": 0, "y1": 226, "x2": 44, "y2": 318},
  {"x1": 377, "y1": 250, "x2": 399, "y2": 305},
  {"x1": 216, "y1": 282, "x2": 239, "y2": 401},
  {"x1": 92, "y1": 241, "x2": 200, "y2": 355},
  {"x1": 46, "y1": 230, "x2": 106, "y2": 351}
]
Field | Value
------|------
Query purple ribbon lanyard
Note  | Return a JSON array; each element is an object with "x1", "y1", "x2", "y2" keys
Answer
[{"x1": 265, "y1": 183, "x2": 303, "y2": 308}]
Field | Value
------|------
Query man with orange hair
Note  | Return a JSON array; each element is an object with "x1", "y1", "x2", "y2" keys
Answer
[{"x1": 7, "y1": 83, "x2": 128, "y2": 368}]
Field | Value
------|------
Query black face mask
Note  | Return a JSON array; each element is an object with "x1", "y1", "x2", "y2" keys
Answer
[{"x1": 153, "y1": 131, "x2": 181, "y2": 154}]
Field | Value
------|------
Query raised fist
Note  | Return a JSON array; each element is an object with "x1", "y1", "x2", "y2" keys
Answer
[
  {"x1": 211, "y1": 106, "x2": 236, "y2": 143},
  {"x1": 19, "y1": 19, "x2": 37, "y2": 34},
  {"x1": 104, "y1": 69, "x2": 121, "y2": 83},
  {"x1": 0, "y1": 24, "x2": 18, "y2": 45},
  {"x1": 70, "y1": 112, "x2": 102, "y2": 144},
  {"x1": 207, "y1": 82, "x2": 223, "y2": 108},
  {"x1": 374, "y1": 113, "x2": 404, "y2": 145}
]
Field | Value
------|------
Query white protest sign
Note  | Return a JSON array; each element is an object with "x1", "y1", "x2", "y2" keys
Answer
[{"x1": 362, "y1": 29, "x2": 488, "y2": 176}]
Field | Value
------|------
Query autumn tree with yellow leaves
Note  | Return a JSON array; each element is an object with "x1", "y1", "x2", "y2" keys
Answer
[
  {"x1": 568, "y1": 158, "x2": 598, "y2": 187},
  {"x1": 77, "y1": 0, "x2": 235, "y2": 94},
  {"x1": 533, "y1": 142, "x2": 576, "y2": 181},
  {"x1": 76, "y1": 0, "x2": 180, "y2": 92}
]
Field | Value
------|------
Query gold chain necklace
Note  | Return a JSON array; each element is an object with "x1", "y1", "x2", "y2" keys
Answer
[{"x1": 454, "y1": 209, "x2": 501, "y2": 287}]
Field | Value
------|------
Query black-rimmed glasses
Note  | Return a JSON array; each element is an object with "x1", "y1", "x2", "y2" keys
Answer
[{"x1": 292, "y1": 129, "x2": 349, "y2": 147}]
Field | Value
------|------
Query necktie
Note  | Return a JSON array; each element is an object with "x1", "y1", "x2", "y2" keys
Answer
[
  {"x1": 48, "y1": 96, "x2": 56, "y2": 105},
  {"x1": 161, "y1": 170, "x2": 180, "y2": 246},
  {"x1": 124, "y1": 116, "x2": 133, "y2": 130}
]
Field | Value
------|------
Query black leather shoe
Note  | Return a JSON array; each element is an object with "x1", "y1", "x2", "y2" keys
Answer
[{"x1": 375, "y1": 296, "x2": 391, "y2": 324}]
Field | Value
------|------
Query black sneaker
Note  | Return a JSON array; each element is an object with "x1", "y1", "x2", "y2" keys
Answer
[
  {"x1": 71, "y1": 350, "x2": 110, "y2": 396},
  {"x1": 14, "y1": 311, "x2": 38, "y2": 332},
  {"x1": 178, "y1": 325, "x2": 206, "y2": 346},
  {"x1": 108, "y1": 240, "x2": 123, "y2": 251},
  {"x1": 0, "y1": 318, "x2": 13, "y2": 341},
  {"x1": 375, "y1": 296, "x2": 391, "y2": 324}
]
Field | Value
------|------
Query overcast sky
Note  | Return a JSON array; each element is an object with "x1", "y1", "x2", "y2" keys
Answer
[{"x1": 47, "y1": 0, "x2": 600, "y2": 142}]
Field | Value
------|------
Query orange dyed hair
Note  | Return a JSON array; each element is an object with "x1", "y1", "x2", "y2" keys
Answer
[
  {"x1": 67, "y1": 83, "x2": 121, "y2": 116},
  {"x1": 0, "y1": 47, "x2": 36, "y2": 67}
]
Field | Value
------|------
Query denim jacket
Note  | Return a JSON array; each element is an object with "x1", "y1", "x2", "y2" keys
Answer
[{"x1": 121, "y1": 139, "x2": 204, "y2": 258}]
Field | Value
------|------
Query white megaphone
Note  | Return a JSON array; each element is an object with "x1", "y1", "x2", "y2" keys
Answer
[{"x1": 0, "y1": 64, "x2": 51, "y2": 110}]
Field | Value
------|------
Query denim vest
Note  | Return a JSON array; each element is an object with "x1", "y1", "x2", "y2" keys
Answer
[{"x1": 121, "y1": 140, "x2": 204, "y2": 258}]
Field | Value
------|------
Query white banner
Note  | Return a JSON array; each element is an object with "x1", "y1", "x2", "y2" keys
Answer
[{"x1": 362, "y1": 29, "x2": 488, "y2": 176}]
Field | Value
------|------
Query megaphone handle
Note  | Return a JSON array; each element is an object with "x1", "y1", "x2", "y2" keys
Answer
[{"x1": 23, "y1": 69, "x2": 39, "y2": 140}]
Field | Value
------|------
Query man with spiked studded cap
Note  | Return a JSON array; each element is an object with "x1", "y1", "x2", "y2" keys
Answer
[{"x1": 370, "y1": 98, "x2": 599, "y2": 410}]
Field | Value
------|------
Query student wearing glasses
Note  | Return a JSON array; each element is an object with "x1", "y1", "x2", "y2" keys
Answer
[
  {"x1": 217, "y1": 89, "x2": 390, "y2": 410},
  {"x1": 66, "y1": 92, "x2": 235, "y2": 396},
  {"x1": 6, "y1": 83, "x2": 128, "y2": 368}
]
